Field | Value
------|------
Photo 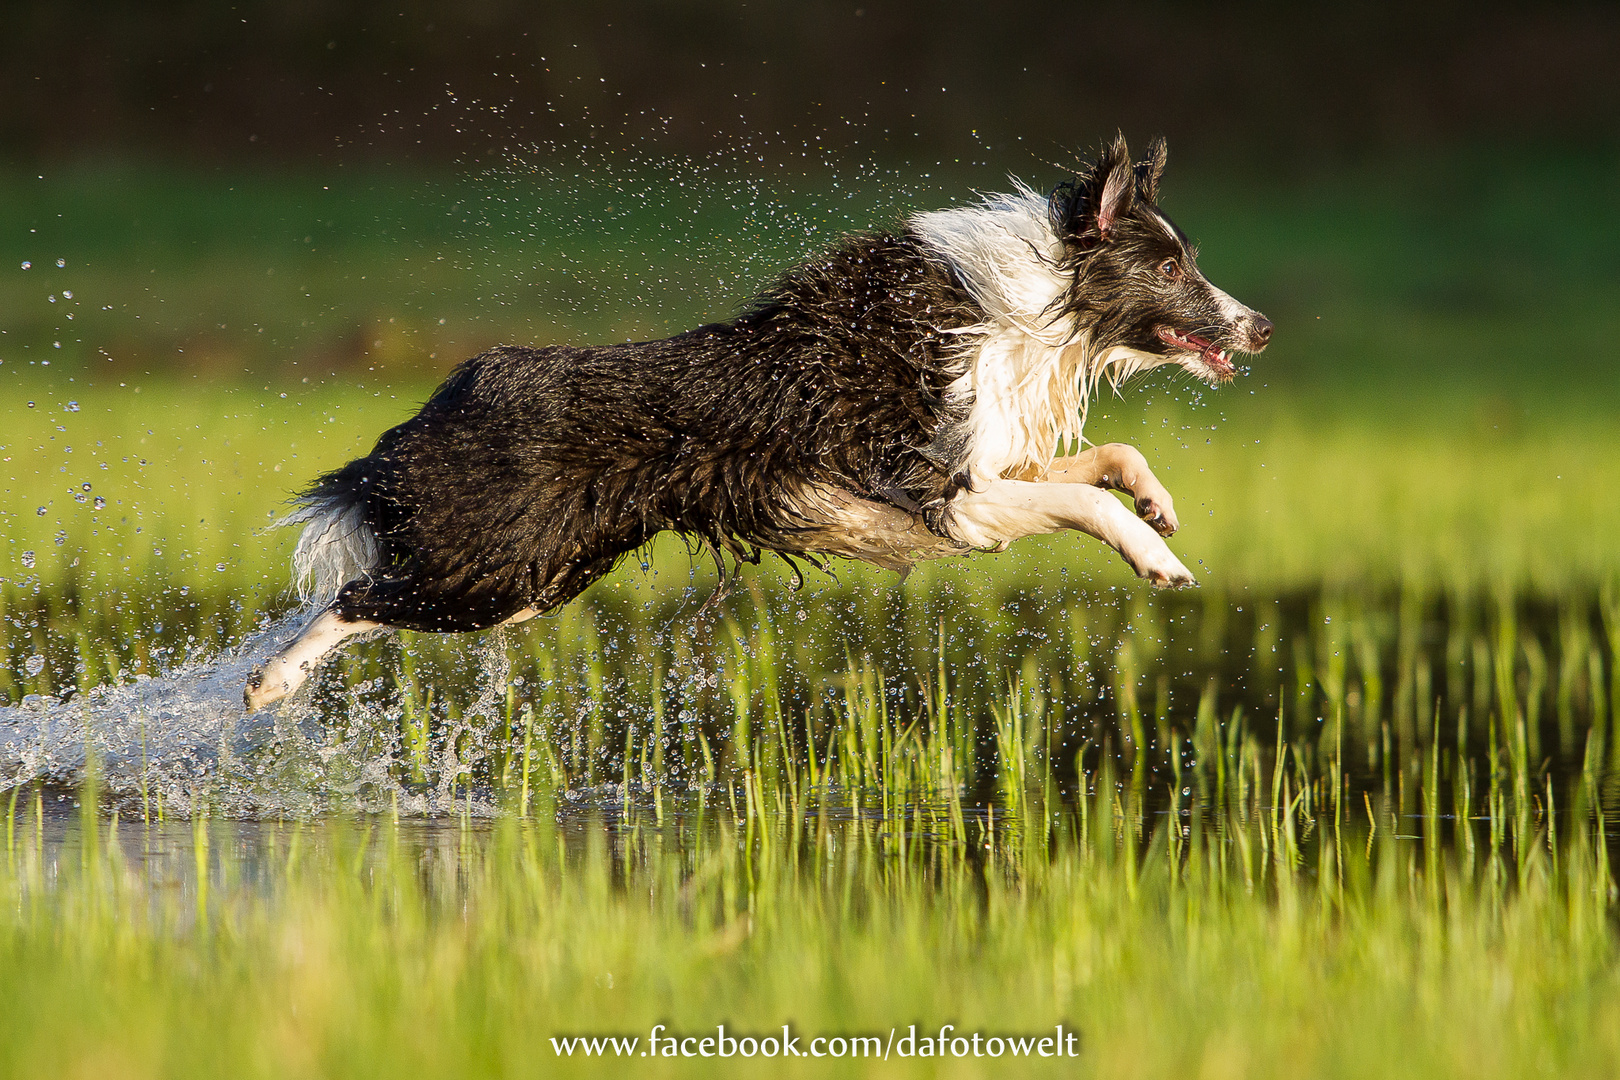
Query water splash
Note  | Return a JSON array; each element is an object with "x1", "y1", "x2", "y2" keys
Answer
[
  {"x1": 0, "y1": 615, "x2": 303, "y2": 811},
  {"x1": 0, "y1": 614, "x2": 526, "y2": 820}
]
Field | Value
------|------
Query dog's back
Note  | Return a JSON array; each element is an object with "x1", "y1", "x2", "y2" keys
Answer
[{"x1": 296, "y1": 231, "x2": 980, "y2": 632}]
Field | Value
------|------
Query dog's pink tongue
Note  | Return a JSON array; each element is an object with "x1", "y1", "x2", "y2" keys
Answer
[{"x1": 1183, "y1": 333, "x2": 1233, "y2": 371}]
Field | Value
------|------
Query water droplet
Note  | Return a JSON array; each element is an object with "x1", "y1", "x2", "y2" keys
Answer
[
  {"x1": 20, "y1": 551, "x2": 35, "y2": 568},
  {"x1": 216, "y1": 562, "x2": 228, "y2": 572},
  {"x1": 20, "y1": 261, "x2": 31, "y2": 270},
  {"x1": 80, "y1": 482, "x2": 91, "y2": 491},
  {"x1": 74, "y1": 492, "x2": 87, "y2": 504},
  {"x1": 35, "y1": 506, "x2": 46, "y2": 516},
  {"x1": 66, "y1": 401, "x2": 79, "y2": 412},
  {"x1": 62, "y1": 290, "x2": 72, "y2": 299},
  {"x1": 93, "y1": 497, "x2": 106, "y2": 510},
  {"x1": 55, "y1": 258, "x2": 65, "y2": 268},
  {"x1": 24, "y1": 655, "x2": 45, "y2": 677},
  {"x1": 48, "y1": 295, "x2": 56, "y2": 303}
]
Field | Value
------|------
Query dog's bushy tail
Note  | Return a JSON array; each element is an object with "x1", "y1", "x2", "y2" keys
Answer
[{"x1": 278, "y1": 477, "x2": 379, "y2": 608}]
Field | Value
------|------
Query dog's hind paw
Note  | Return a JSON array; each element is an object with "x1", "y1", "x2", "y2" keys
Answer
[{"x1": 243, "y1": 667, "x2": 289, "y2": 712}]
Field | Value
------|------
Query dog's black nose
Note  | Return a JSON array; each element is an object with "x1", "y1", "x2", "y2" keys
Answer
[{"x1": 1247, "y1": 314, "x2": 1273, "y2": 348}]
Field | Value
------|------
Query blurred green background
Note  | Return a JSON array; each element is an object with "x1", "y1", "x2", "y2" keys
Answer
[{"x1": 1, "y1": 1, "x2": 1617, "y2": 593}]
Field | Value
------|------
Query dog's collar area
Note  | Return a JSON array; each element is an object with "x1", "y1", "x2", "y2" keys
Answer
[{"x1": 1155, "y1": 328, "x2": 1235, "y2": 379}]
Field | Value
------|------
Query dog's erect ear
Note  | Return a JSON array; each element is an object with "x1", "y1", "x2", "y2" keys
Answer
[
  {"x1": 1093, "y1": 133, "x2": 1134, "y2": 238},
  {"x1": 1050, "y1": 134, "x2": 1147, "y2": 250},
  {"x1": 1136, "y1": 137, "x2": 1167, "y2": 204}
]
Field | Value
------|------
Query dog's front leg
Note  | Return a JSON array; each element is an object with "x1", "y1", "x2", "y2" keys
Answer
[
  {"x1": 1047, "y1": 443, "x2": 1178, "y2": 537},
  {"x1": 942, "y1": 478, "x2": 1194, "y2": 587}
]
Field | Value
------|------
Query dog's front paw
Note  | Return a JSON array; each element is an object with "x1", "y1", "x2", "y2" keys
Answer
[
  {"x1": 1130, "y1": 546, "x2": 1196, "y2": 589},
  {"x1": 1134, "y1": 491, "x2": 1179, "y2": 537}
]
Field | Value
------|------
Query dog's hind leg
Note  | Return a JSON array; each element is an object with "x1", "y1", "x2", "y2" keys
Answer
[
  {"x1": 942, "y1": 478, "x2": 1194, "y2": 587},
  {"x1": 1047, "y1": 443, "x2": 1179, "y2": 537},
  {"x1": 245, "y1": 608, "x2": 382, "y2": 711}
]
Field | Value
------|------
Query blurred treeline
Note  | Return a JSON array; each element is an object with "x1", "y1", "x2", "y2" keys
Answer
[{"x1": 5, "y1": 0, "x2": 1616, "y2": 167}]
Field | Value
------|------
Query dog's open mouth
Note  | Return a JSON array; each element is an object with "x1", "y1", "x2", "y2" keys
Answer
[{"x1": 1157, "y1": 328, "x2": 1235, "y2": 379}]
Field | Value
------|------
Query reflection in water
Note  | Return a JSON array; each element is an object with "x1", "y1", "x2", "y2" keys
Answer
[{"x1": 1, "y1": 581, "x2": 1617, "y2": 872}]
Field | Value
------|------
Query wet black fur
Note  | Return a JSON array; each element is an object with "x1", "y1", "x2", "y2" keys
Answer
[
  {"x1": 308, "y1": 233, "x2": 982, "y2": 632},
  {"x1": 298, "y1": 137, "x2": 1252, "y2": 635}
]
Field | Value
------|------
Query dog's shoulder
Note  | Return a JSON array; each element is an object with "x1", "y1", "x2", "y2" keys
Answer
[{"x1": 758, "y1": 230, "x2": 979, "y2": 332}]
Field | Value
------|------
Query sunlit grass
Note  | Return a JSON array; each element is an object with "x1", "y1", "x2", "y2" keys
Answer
[
  {"x1": 2, "y1": 625, "x2": 1617, "y2": 1077},
  {"x1": 3, "y1": 396, "x2": 1619, "y2": 1076},
  {"x1": 3, "y1": 372, "x2": 1617, "y2": 616}
]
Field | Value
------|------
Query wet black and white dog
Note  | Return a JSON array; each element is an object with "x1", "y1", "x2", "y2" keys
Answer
[{"x1": 245, "y1": 135, "x2": 1271, "y2": 710}]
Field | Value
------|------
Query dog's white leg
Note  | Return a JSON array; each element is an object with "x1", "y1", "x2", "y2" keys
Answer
[
  {"x1": 1048, "y1": 443, "x2": 1178, "y2": 536},
  {"x1": 245, "y1": 608, "x2": 381, "y2": 711},
  {"x1": 943, "y1": 478, "x2": 1194, "y2": 587}
]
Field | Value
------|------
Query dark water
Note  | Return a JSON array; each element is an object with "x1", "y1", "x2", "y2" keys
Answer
[{"x1": 2, "y1": 579, "x2": 1616, "y2": 850}]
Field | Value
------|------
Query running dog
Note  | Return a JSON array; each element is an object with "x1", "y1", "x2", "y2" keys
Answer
[{"x1": 245, "y1": 134, "x2": 1272, "y2": 710}]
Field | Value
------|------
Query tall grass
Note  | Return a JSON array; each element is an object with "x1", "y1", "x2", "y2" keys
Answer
[{"x1": 2, "y1": 640, "x2": 1616, "y2": 1077}]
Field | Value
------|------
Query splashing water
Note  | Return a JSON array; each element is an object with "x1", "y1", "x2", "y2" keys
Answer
[
  {"x1": 0, "y1": 612, "x2": 528, "y2": 819},
  {"x1": 0, "y1": 615, "x2": 302, "y2": 813}
]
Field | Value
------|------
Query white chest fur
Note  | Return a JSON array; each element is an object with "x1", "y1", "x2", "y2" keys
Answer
[{"x1": 913, "y1": 185, "x2": 1165, "y2": 484}]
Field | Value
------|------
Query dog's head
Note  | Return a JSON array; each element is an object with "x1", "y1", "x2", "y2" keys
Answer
[{"x1": 1048, "y1": 134, "x2": 1271, "y2": 384}]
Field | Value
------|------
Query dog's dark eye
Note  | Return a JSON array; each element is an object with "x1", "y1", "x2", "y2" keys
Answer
[{"x1": 1159, "y1": 259, "x2": 1181, "y2": 280}]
